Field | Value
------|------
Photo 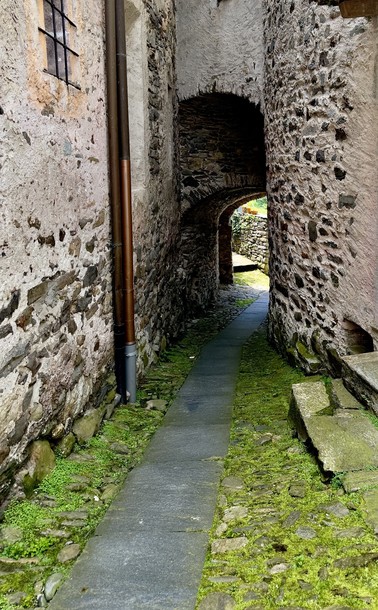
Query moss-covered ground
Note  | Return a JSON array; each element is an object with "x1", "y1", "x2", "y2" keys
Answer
[
  {"x1": 0, "y1": 274, "x2": 265, "y2": 610},
  {"x1": 196, "y1": 326, "x2": 378, "y2": 609}
]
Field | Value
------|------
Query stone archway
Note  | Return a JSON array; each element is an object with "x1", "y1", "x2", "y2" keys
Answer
[{"x1": 178, "y1": 93, "x2": 266, "y2": 315}]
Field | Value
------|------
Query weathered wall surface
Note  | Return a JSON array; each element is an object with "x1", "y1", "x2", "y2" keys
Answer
[
  {"x1": 128, "y1": 0, "x2": 182, "y2": 367},
  {"x1": 265, "y1": 1, "x2": 378, "y2": 369},
  {"x1": 176, "y1": 0, "x2": 264, "y2": 104},
  {"x1": 0, "y1": 0, "x2": 112, "y2": 501},
  {"x1": 179, "y1": 94, "x2": 265, "y2": 210},
  {"x1": 232, "y1": 215, "x2": 269, "y2": 273},
  {"x1": 0, "y1": 0, "x2": 181, "y2": 504}
]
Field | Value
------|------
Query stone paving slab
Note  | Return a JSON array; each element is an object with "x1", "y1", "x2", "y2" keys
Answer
[
  {"x1": 190, "y1": 360, "x2": 240, "y2": 376},
  {"x1": 305, "y1": 414, "x2": 378, "y2": 472},
  {"x1": 142, "y1": 424, "x2": 231, "y2": 464},
  {"x1": 291, "y1": 379, "x2": 378, "y2": 473},
  {"x1": 96, "y1": 461, "x2": 224, "y2": 532},
  {"x1": 164, "y1": 395, "x2": 233, "y2": 427},
  {"x1": 331, "y1": 378, "x2": 361, "y2": 410},
  {"x1": 342, "y1": 470, "x2": 378, "y2": 493},
  {"x1": 49, "y1": 292, "x2": 269, "y2": 610},
  {"x1": 343, "y1": 352, "x2": 378, "y2": 386},
  {"x1": 49, "y1": 531, "x2": 209, "y2": 610},
  {"x1": 363, "y1": 490, "x2": 378, "y2": 534},
  {"x1": 342, "y1": 352, "x2": 378, "y2": 413},
  {"x1": 232, "y1": 251, "x2": 259, "y2": 272},
  {"x1": 177, "y1": 374, "x2": 236, "y2": 397}
]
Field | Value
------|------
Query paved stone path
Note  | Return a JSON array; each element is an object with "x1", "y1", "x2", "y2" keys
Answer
[{"x1": 49, "y1": 292, "x2": 269, "y2": 610}]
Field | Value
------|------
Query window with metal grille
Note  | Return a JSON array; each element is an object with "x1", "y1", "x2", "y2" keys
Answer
[{"x1": 39, "y1": 0, "x2": 79, "y2": 88}]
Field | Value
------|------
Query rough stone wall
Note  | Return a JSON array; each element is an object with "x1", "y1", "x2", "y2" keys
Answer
[
  {"x1": 219, "y1": 209, "x2": 234, "y2": 284},
  {"x1": 129, "y1": 0, "x2": 182, "y2": 367},
  {"x1": 176, "y1": 0, "x2": 264, "y2": 104},
  {"x1": 179, "y1": 189, "x2": 257, "y2": 315},
  {"x1": 178, "y1": 93, "x2": 266, "y2": 314},
  {"x1": 179, "y1": 94, "x2": 265, "y2": 210},
  {"x1": 0, "y1": 0, "x2": 111, "y2": 500},
  {"x1": 0, "y1": 0, "x2": 181, "y2": 503},
  {"x1": 265, "y1": 1, "x2": 378, "y2": 369},
  {"x1": 232, "y1": 215, "x2": 269, "y2": 273},
  {"x1": 176, "y1": 0, "x2": 267, "y2": 315}
]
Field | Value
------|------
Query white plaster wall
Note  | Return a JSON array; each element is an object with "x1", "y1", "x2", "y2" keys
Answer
[
  {"x1": 125, "y1": 0, "x2": 149, "y2": 193},
  {"x1": 176, "y1": 0, "x2": 264, "y2": 105},
  {"x1": 0, "y1": 0, "x2": 111, "y2": 482}
]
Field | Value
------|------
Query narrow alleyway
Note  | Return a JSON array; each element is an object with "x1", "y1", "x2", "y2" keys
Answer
[
  {"x1": 3, "y1": 275, "x2": 378, "y2": 609},
  {"x1": 48, "y1": 292, "x2": 269, "y2": 609}
]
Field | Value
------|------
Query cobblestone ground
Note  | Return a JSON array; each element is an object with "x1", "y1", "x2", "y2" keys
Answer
[{"x1": 196, "y1": 325, "x2": 378, "y2": 610}]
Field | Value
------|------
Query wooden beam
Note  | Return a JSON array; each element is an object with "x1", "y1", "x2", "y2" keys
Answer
[{"x1": 339, "y1": 0, "x2": 378, "y2": 17}]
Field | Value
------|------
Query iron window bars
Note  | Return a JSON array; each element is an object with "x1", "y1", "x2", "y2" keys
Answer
[{"x1": 39, "y1": 0, "x2": 79, "y2": 88}]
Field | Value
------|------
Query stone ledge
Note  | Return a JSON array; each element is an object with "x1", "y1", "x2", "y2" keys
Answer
[
  {"x1": 342, "y1": 352, "x2": 378, "y2": 415},
  {"x1": 290, "y1": 379, "x2": 378, "y2": 473}
]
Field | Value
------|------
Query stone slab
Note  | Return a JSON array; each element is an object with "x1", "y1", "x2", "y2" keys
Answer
[
  {"x1": 289, "y1": 381, "x2": 332, "y2": 442},
  {"x1": 96, "y1": 461, "x2": 223, "y2": 533},
  {"x1": 305, "y1": 412, "x2": 378, "y2": 473},
  {"x1": 291, "y1": 381, "x2": 332, "y2": 419},
  {"x1": 191, "y1": 359, "x2": 240, "y2": 377},
  {"x1": 177, "y1": 374, "x2": 236, "y2": 397},
  {"x1": 164, "y1": 395, "x2": 233, "y2": 426},
  {"x1": 49, "y1": 531, "x2": 208, "y2": 610},
  {"x1": 342, "y1": 470, "x2": 378, "y2": 493},
  {"x1": 232, "y1": 252, "x2": 259, "y2": 272},
  {"x1": 331, "y1": 378, "x2": 361, "y2": 410},
  {"x1": 342, "y1": 352, "x2": 378, "y2": 412},
  {"x1": 142, "y1": 424, "x2": 231, "y2": 464},
  {"x1": 363, "y1": 490, "x2": 378, "y2": 534}
]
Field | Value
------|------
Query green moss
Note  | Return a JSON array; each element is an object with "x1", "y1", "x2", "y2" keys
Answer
[
  {"x1": 197, "y1": 328, "x2": 378, "y2": 609},
  {"x1": 234, "y1": 270, "x2": 269, "y2": 290},
  {"x1": 235, "y1": 298, "x2": 254, "y2": 308},
  {"x1": 296, "y1": 341, "x2": 317, "y2": 361},
  {"x1": 0, "y1": 285, "x2": 249, "y2": 609}
]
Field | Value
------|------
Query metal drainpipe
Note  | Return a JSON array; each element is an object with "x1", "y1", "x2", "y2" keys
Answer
[
  {"x1": 115, "y1": 0, "x2": 137, "y2": 403},
  {"x1": 105, "y1": 0, "x2": 137, "y2": 403}
]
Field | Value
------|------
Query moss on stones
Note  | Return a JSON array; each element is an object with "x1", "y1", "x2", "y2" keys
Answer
[{"x1": 196, "y1": 328, "x2": 378, "y2": 609}]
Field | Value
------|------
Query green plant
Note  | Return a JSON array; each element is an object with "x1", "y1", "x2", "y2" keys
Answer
[
  {"x1": 3, "y1": 536, "x2": 55, "y2": 560},
  {"x1": 235, "y1": 298, "x2": 254, "y2": 308}
]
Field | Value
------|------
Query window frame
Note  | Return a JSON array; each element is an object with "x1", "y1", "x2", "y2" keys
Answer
[{"x1": 38, "y1": 0, "x2": 80, "y2": 89}]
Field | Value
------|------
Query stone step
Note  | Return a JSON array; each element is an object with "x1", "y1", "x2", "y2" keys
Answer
[
  {"x1": 330, "y1": 378, "x2": 361, "y2": 411},
  {"x1": 289, "y1": 380, "x2": 378, "y2": 474},
  {"x1": 342, "y1": 352, "x2": 378, "y2": 415}
]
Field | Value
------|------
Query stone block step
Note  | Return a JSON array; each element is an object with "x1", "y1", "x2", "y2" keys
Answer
[
  {"x1": 289, "y1": 380, "x2": 378, "y2": 474},
  {"x1": 342, "y1": 471, "x2": 378, "y2": 493},
  {"x1": 342, "y1": 352, "x2": 378, "y2": 414},
  {"x1": 330, "y1": 378, "x2": 361, "y2": 410}
]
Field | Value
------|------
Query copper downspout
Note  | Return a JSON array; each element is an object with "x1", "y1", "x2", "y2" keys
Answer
[{"x1": 105, "y1": 0, "x2": 137, "y2": 403}]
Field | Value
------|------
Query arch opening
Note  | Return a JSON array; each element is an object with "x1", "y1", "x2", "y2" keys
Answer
[{"x1": 178, "y1": 93, "x2": 266, "y2": 316}]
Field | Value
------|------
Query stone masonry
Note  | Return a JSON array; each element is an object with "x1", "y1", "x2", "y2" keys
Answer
[
  {"x1": 0, "y1": 0, "x2": 181, "y2": 505},
  {"x1": 232, "y1": 215, "x2": 269, "y2": 274},
  {"x1": 265, "y1": 1, "x2": 378, "y2": 370},
  {"x1": 1, "y1": 0, "x2": 378, "y2": 504}
]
